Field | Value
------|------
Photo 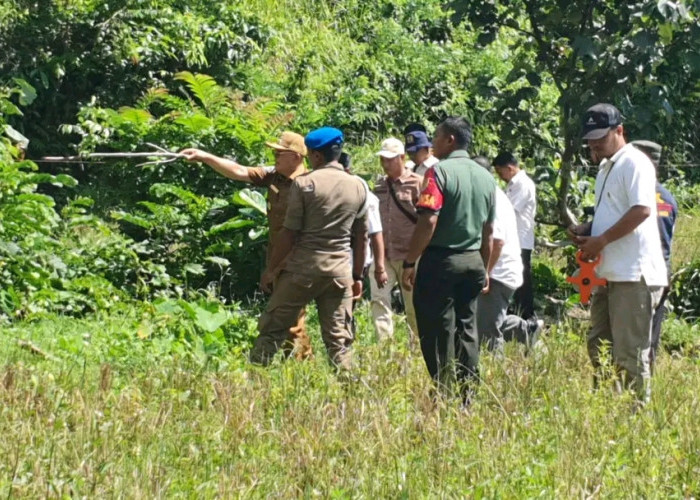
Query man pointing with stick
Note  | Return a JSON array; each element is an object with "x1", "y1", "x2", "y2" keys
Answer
[
  {"x1": 252, "y1": 127, "x2": 368, "y2": 370},
  {"x1": 180, "y1": 132, "x2": 313, "y2": 359}
]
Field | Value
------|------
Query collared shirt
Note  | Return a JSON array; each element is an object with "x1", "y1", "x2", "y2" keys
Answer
[
  {"x1": 365, "y1": 191, "x2": 382, "y2": 267},
  {"x1": 248, "y1": 164, "x2": 306, "y2": 265},
  {"x1": 283, "y1": 162, "x2": 368, "y2": 277},
  {"x1": 491, "y1": 189, "x2": 523, "y2": 290},
  {"x1": 349, "y1": 177, "x2": 382, "y2": 268},
  {"x1": 591, "y1": 143, "x2": 667, "y2": 286},
  {"x1": 412, "y1": 154, "x2": 439, "y2": 177},
  {"x1": 374, "y1": 169, "x2": 423, "y2": 261},
  {"x1": 505, "y1": 169, "x2": 536, "y2": 250},
  {"x1": 416, "y1": 150, "x2": 496, "y2": 251}
]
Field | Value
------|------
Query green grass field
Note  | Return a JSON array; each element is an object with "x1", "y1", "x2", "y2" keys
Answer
[
  {"x1": 1, "y1": 302, "x2": 699, "y2": 498},
  {"x1": 1, "y1": 211, "x2": 698, "y2": 498}
]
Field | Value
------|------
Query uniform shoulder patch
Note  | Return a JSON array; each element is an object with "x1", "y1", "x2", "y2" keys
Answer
[{"x1": 416, "y1": 168, "x2": 444, "y2": 212}]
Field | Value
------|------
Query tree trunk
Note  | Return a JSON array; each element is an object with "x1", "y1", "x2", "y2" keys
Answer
[{"x1": 557, "y1": 122, "x2": 579, "y2": 228}]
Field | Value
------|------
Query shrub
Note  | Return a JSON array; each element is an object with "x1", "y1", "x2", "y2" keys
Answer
[
  {"x1": 661, "y1": 317, "x2": 700, "y2": 356},
  {"x1": 669, "y1": 258, "x2": 700, "y2": 321}
]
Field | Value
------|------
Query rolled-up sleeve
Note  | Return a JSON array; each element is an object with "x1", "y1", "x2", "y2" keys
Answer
[
  {"x1": 416, "y1": 167, "x2": 445, "y2": 215},
  {"x1": 351, "y1": 212, "x2": 369, "y2": 236},
  {"x1": 486, "y1": 186, "x2": 496, "y2": 224},
  {"x1": 247, "y1": 166, "x2": 276, "y2": 187}
]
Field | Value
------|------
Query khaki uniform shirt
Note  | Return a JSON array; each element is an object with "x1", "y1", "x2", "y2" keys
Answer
[
  {"x1": 374, "y1": 170, "x2": 423, "y2": 261},
  {"x1": 283, "y1": 162, "x2": 368, "y2": 278},
  {"x1": 248, "y1": 165, "x2": 306, "y2": 265}
]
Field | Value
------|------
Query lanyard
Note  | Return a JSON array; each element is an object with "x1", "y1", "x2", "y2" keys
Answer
[{"x1": 595, "y1": 159, "x2": 616, "y2": 212}]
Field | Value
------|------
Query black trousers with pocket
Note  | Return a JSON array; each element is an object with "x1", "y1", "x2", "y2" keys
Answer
[
  {"x1": 413, "y1": 247, "x2": 486, "y2": 393},
  {"x1": 513, "y1": 249, "x2": 535, "y2": 319}
]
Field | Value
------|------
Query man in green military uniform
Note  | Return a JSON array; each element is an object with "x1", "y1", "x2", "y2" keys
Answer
[
  {"x1": 180, "y1": 132, "x2": 313, "y2": 359},
  {"x1": 402, "y1": 117, "x2": 496, "y2": 402},
  {"x1": 251, "y1": 127, "x2": 369, "y2": 369}
]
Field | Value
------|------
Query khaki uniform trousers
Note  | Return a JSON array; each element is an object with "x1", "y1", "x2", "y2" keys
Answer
[
  {"x1": 251, "y1": 271, "x2": 354, "y2": 369},
  {"x1": 274, "y1": 273, "x2": 312, "y2": 360},
  {"x1": 588, "y1": 279, "x2": 663, "y2": 402},
  {"x1": 267, "y1": 259, "x2": 312, "y2": 360},
  {"x1": 369, "y1": 259, "x2": 418, "y2": 341}
]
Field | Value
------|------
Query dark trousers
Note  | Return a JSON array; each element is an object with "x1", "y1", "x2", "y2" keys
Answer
[
  {"x1": 413, "y1": 248, "x2": 486, "y2": 393},
  {"x1": 513, "y1": 249, "x2": 535, "y2": 319},
  {"x1": 650, "y1": 286, "x2": 670, "y2": 372}
]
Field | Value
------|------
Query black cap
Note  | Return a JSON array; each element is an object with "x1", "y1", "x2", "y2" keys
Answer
[
  {"x1": 403, "y1": 122, "x2": 427, "y2": 136},
  {"x1": 582, "y1": 103, "x2": 622, "y2": 140}
]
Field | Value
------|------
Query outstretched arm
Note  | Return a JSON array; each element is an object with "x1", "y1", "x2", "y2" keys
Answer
[{"x1": 180, "y1": 148, "x2": 253, "y2": 182}]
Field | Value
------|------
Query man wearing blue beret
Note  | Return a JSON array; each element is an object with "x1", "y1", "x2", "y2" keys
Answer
[
  {"x1": 251, "y1": 127, "x2": 369, "y2": 370},
  {"x1": 181, "y1": 131, "x2": 313, "y2": 360}
]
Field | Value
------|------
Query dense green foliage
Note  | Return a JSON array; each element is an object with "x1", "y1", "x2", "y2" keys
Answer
[
  {"x1": 455, "y1": 0, "x2": 700, "y2": 222},
  {"x1": 1, "y1": 0, "x2": 698, "y2": 317},
  {"x1": 0, "y1": 0, "x2": 269, "y2": 155}
]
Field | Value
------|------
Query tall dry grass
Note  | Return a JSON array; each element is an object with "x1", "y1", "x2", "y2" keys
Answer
[{"x1": 1, "y1": 306, "x2": 699, "y2": 498}]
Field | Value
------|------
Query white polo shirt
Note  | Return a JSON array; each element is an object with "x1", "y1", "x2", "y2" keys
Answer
[
  {"x1": 591, "y1": 143, "x2": 667, "y2": 287},
  {"x1": 505, "y1": 169, "x2": 536, "y2": 250},
  {"x1": 491, "y1": 189, "x2": 524, "y2": 290},
  {"x1": 365, "y1": 191, "x2": 382, "y2": 267},
  {"x1": 413, "y1": 155, "x2": 439, "y2": 176}
]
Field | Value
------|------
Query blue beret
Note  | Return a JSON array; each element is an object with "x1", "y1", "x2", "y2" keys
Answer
[{"x1": 305, "y1": 127, "x2": 344, "y2": 150}]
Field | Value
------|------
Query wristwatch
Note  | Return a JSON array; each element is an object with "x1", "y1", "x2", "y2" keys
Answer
[
  {"x1": 402, "y1": 261, "x2": 416, "y2": 269},
  {"x1": 352, "y1": 273, "x2": 363, "y2": 281}
]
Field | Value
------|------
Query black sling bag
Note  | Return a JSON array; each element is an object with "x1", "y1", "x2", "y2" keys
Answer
[{"x1": 387, "y1": 181, "x2": 418, "y2": 224}]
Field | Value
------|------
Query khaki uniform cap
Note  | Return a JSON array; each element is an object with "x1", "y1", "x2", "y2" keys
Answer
[{"x1": 265, "y1": 131, "x2": 307, "y2": 157}]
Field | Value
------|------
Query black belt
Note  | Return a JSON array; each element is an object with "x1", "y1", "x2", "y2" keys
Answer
[{"x1": 425, "y1": 246, "x2": 478, "y2": 254}]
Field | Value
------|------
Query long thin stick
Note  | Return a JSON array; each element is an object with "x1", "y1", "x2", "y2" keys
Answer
[
  {"x1": 42, "y1": 152, "x2": 180, "y2": 160},
  {"x1": 38, "y1": 143, "x2": 185, "y2": 167}
]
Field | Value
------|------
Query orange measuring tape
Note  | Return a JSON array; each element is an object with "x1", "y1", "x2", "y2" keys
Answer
[{"x1": 566, "y1": 250, "x2": 607, "y2": 305}]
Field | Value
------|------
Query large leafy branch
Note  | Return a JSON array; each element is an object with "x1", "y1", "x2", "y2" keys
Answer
[{"x1": 453, "y1": 0, "x2": 699, "y2": 225}]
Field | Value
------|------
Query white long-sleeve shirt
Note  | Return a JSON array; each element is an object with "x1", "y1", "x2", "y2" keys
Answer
[{"x1": 505, "y1": 169, "x2": 536, "y2": 250}]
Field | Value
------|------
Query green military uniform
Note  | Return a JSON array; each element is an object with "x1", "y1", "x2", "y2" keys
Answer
[
  {"x1": 250, "y1": 160, "x2": 368, "y2": 369},
  {"x1": 413, "y1": 149, "x2": 496, "y2": 392}
]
